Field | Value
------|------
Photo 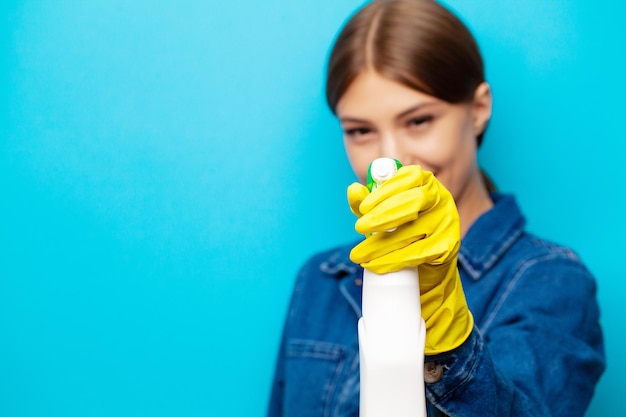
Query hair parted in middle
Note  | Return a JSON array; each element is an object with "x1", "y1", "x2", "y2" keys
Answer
[{"x1": 325, "y1": 0, "x2": 486, "y2": 141}]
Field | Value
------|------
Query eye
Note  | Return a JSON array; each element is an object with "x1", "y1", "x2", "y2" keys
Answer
[
  {"x1": 343, "y1": 127, "x2": 374, "y2": 142},
  {"x1": 407, "y1": 115, "x2": 434, "y2": 128}
]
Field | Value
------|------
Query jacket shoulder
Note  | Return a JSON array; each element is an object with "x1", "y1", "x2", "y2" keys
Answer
[{"x1": 298, "y1": 241, "x2": 361, "y2": 279}]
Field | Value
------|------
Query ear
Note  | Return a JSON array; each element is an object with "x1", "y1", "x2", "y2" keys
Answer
[{"x1": 472, "y1": 82, "x2": 492, "y2": 136}]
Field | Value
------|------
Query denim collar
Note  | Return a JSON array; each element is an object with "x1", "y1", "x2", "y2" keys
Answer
[
  {"x1": 320, "y1": 245, "x2": 360, "y2": 277},
  {"x1": 320, "y1": 193, "x2": 526, "y2": 282},
  {"x1": 458, "y1": 193, "x2": 526, "y2": 280}
]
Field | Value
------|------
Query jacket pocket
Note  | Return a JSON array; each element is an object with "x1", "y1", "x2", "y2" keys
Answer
[{"x1": 283, "y1": 338, "x2": 347, "y2": 417}]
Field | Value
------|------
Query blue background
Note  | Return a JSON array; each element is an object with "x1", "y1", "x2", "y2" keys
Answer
[{"x1": 1, "y1": 1, "x2": 624, "y2": 416}]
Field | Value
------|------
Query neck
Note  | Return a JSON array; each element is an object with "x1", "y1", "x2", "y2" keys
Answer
[{"x1": 456, "y1": 170, "x2": 494, "y2": 239}]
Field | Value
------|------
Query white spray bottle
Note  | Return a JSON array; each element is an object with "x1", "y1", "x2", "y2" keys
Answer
[{"x1": 358, "y1": 157, "x2": 427, "y2": 417}]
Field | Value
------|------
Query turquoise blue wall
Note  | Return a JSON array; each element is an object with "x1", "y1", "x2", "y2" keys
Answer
[{"x1": 1, "y1": 1, "x2": 623, "y2": 415}]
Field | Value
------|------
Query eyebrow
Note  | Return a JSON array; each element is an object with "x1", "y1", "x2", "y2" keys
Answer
[{"x1": 339, "y1": 102, "x2": 439, "y2": 124}]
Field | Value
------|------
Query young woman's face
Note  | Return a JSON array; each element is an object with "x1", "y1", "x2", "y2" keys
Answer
[{"x1": 336, "y1": 70, "x2": 490, "y2": 201}]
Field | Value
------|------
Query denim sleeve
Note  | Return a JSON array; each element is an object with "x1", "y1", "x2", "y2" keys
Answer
[
  {"x1": 267, "y1": 329, "x2": 286, "y2": 417},
  {"x1": 424, "y1": 256, "x2": 605, "y2": 417}
]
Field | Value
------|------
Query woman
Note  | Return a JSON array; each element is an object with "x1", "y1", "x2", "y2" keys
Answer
[{"x1": 268, "y1": 1, "x2": 605, "y2": 416}]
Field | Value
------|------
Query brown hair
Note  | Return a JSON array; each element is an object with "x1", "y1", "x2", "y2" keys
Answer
[{"x1": 325, "y1": 0, "x2": 494, "y2": 188}]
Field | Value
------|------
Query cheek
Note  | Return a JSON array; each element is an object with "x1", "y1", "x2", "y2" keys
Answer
[
  {"x1": 404, "y1": 123, "x2": 473, "y2": 193},
  {"x1": 344, "y1": 141, "x2": 377, "y2": 184},
  {"x1": 350, "y1": 157, "x2": 371, "y2": 185},
  {"x1": 404, "y1": 135, "x2": 456, "y2": 174},
  {"x1": 436, "y1": 138, "x2": 478, "y2": 198}
]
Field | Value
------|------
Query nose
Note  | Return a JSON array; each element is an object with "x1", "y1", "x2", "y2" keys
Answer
[{"x1": 380, "y1": 131, "x2": 403, "y2": 163}]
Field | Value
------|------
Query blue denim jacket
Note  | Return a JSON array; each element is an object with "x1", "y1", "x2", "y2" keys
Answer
[{"x1": 267, "y1": 193, "x2": 605, "y2": 417}]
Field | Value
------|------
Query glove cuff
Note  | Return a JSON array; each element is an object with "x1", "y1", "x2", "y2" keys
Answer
[{"x1": 421, "y1": 268, "x2": 474, "y2": 355}]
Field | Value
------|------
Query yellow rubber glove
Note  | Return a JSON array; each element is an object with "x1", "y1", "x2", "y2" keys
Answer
[{"x1": 348, "y1": 165, "x2": 473, "y2": 355}]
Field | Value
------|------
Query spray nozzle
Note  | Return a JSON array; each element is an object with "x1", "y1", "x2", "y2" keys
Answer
[{"x1": 367, "y1": 158, "x2": 403, "y2": 191}]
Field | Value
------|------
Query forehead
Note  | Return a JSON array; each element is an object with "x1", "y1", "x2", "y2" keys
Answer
[{"x1": 336, "y1": 70, "x2": 441, "y2": 118}]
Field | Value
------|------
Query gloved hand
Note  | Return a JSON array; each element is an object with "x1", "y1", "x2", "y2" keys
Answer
[{"x1": 348, "y1": 165, "x2": 473, "y2": 355}]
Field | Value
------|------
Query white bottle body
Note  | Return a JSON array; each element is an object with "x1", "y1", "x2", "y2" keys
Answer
[{"x1": 358, "y1": 267, "x2": 426, "y2": 417}]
